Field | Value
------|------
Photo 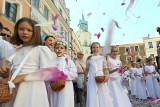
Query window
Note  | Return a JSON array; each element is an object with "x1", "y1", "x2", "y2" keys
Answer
[
  {"x1": 125, "y1": 47, "x2": 131, "y2": 54},
  {"x1": 148, "y1": 42, "x2": 153, "y2": 48},
  {"x1": 42, "y1": 31, "x2": 47, "y2": 41},
  {"x1": 85, "y1": 50, "x2": 88, "y2": 54},
  {"x1": 43, "y1": 5, "x2": 48, "y2": 19},
  {"x1": 32, "y1": 0, "x2": 39, "y2": 8},
  {"x1": 59, "y1": 8, "x2": 62, "y2": 15},
  {"x1": 156, "y1": 41, "x2": 160, "y2": 48},
  {"x1": 134, "y1": 46, "x2": 139, "y2": 52},
  {"x1": 65, "y1": 31, "x2": 67, "y2": 41},
  {"x1": 126, "y1": 57, "x2": 132, "y2": 63},
  {"x1": 150, "y1": 54, "x2": 154, "y2": 58},
  {"x1": 84, "y1": 40, "x2": 87, "y2": 46},
  {"x1": 4, "y1": 2, "x2": 17, "y2": 22}
]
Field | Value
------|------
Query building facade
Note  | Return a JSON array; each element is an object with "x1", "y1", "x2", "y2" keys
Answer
[
  {"x1": 71, "y1": 29, "x2": 82, "y2": 60},
  {"x1": 0, "y1": 0, "x2": 31, "y2": 33},
  {"x1": 117, "y1": 42, "x2": 145, "y2": 65},
  {"x1": 143, "y1": 37, "x2": 160, "y2": 58},
  {"x1": 30, "y1": 0, "x2": 72, "y2": 57}
]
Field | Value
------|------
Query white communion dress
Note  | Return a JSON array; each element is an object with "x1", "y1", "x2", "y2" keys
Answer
[
  {"x1": 107, "y1": 57, "x2": 132, "y2": 107},
  {"x1": 86, "y1": 55, "x2": 113, "y2": 107},
  {"x1": 2, "y1": 46, "x2": 53, "y2": 107},
  {"x1": 49, "y1": 56, "x2": 77, "y2": 107}
]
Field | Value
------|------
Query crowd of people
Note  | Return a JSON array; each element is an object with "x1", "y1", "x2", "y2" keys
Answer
[{"x1": 0, "y1": 17, "x2": 160, "y2": 107}]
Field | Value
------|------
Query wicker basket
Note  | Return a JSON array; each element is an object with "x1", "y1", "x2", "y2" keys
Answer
[
  {"x1": 0, "y1": 83, "x2": 14, "y2": 103},
  {"x1": 95, "y1": 76, "x2": 106, "y2": 83},
  {"x1": 0, "y1": 72, "x2": 9, "y2": 78},
  {"x1": 50, "y1": 80, "x2": 66, "y2": 92}
]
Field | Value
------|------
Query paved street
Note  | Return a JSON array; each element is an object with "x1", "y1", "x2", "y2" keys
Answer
[{"x1": 75, "y1": 95, "x2": 160, "y2": 107}]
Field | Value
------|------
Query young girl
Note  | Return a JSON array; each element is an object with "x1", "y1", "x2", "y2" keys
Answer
[
  {"x1": 50, "y1": 41, "x2": 77, "y2": 107},
  {"x1": 135, "y1": 62, "x2": 147, "y2": 100},
  {"x1": 107, "y1": 46, "x2": 132, "y2": 107},
  {"x1": 2, "y1": 17, "x2": 53, "y2": 107},
  {"x1": 121, "y1": 66, "x2": 130, "y2": 91},
  {"x1": 85, "y1": 42, "x2": 113, "y2": 107},
  {"x1": 145, "y1": 56, "x2": 160, "y2": 99},
  {"x1": 130, "y1": 62, "x2": 137, "y2": 96}
]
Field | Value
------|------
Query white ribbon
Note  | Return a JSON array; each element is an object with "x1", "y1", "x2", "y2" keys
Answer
[
  {"x1": 8, "y1": 81, "x2": 16, "y2": 88},
  {"x1": 8, "y1": 48, "x2": 34, "y2": 89}
]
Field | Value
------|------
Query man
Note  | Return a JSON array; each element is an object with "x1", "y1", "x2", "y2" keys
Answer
[
  {"x1": 155, "y1": 45, "x2": 160, "y2": 74},
  {"x1": 0, "y1": 27, "x2": 12, "y2": 42},
  {"x1": 44, "y1": 35, "x2": 56, "y2": 50},
  {"x1": 0, "y1": 23, "x2": 14, "y2": 78}
]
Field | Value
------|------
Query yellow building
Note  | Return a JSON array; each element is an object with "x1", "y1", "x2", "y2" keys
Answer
[
  {"x1": 143, "y1": 36, "x2": 160, "y2": 58},
  {"x1": 71, "y1": 29, "x2": 82, "y2": 59}
]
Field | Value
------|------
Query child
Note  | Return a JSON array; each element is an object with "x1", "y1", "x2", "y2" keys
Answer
[
  {"x1": 145, "y1": 56, "x2": 160, "y2": 98},
  {"x1": 121, "y1": 66, "x2": 130, "y2": 91},
  {"x1": 2, "y1": 17, "x2": 53, "y2": 107},
  {"x1": 107, "y1": 46, "x2": 132, "y2": 107},
  {"x1": 129, "y1": 61, "x2": 137, "y2": 96},
  {"x1": 85, "y1": 42, "x2": 113, "y2": 107},
  {"x1": 135, "y1": 62, "x2": 147, "y2": 100},
  {"x1": 50, "y1": 41, "x2": 77, "y2": 107}
]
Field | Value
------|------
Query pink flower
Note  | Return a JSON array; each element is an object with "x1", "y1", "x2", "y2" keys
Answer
[{"x1": 117, "y1": 66, "x2": 123, "y2": 73}]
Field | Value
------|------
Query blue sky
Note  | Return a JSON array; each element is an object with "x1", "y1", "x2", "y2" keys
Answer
[{"x1": 65, "y1": 0, "x2": 160, "y2": 46}]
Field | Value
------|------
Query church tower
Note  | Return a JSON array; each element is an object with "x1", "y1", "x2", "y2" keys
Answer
[
  {"x1": 76, "y1": 13, "x2": 92, "y2": 59},
  {"x1": 77, "y1": 13, "x2": 88, "y2": 32}
]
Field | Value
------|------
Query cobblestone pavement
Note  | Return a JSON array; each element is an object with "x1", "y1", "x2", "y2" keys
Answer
[{"x1": 75, "y1": 95, "x2": 160, "y2": 107}]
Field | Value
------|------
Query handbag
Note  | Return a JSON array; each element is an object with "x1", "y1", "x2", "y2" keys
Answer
[{"x1": 0, "y1": 48, "x2": 33, "y2": 103}]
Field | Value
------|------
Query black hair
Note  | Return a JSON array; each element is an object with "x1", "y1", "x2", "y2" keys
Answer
[
  {"x1": 44, "y1": 35, "x2": 55, "y2": 41},
  {"x1": 0, "y1": 22, "x2": 3, "y2": 32},
  {"x1": 2, "y1": 27, "x2": 11, "y2": 34},
  {"x1": 157, "y1": 27, "x2": 160, "y2": 34}
]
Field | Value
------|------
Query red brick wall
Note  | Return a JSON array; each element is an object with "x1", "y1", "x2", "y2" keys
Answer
[{"x1": 0, "y1": 0, "x2": 31, "y2": 33}]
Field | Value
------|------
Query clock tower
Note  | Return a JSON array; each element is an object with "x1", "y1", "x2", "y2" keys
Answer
[{"x1": 77, "y1": 13, "x2": 88, "y2": 32}]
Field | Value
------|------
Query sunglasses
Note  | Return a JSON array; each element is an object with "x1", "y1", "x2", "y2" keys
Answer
[
  {"x1": 112, "y1": 51, "x2": 118, "y2": 52},
  {"x1": 0, "y1": 33, "x2": 11, "y2": 38}
]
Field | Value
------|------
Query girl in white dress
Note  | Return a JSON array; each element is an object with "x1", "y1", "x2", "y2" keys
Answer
[
  {"x1": 1, "y1": 18, "x2": 53, "y2": 107},
  {"x1": 135, "y1": 62, "x2": 147, "y2": 100},
  {"x1": 121, "y1": 67, "x2": 130, "y2": 90},
  {"x1": 50, "y1": 41, "x2": 77, "y2": 107},
  {"x1": 84, "y1": 42, "x2": 113, "y2": 107},
  {"x1": 107, "y1": 46, "x2": 132, "y2": 107},
  {"x1": 129, "y1": 62, "x2": 137, "y2": 96},
  {"x1": 145, "y1": 56, "x2": 160, "y2": 98}
]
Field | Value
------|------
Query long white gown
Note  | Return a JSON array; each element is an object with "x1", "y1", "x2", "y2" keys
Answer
[
  {"x1": 107, "y1": 57, "x2": 132, "y2": 107},
  {"x1": 50, "y1": 56, "x2": 77, "y2": 107},
  {"x1": 130, "y1": 67, "x2": 137, "y2": 95},
  {"x1": 86, "y1": 55, "x2": 113, "y2": 107},
  {"x1": 135, "y1": 68, "x2": 147, "y2": 99},
  {"x1": 2, "y1": 46, "x2": 52, "y2": 107},
  {"x1": 145, "y1": 65, "x2": 160, "y2": 98}
]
